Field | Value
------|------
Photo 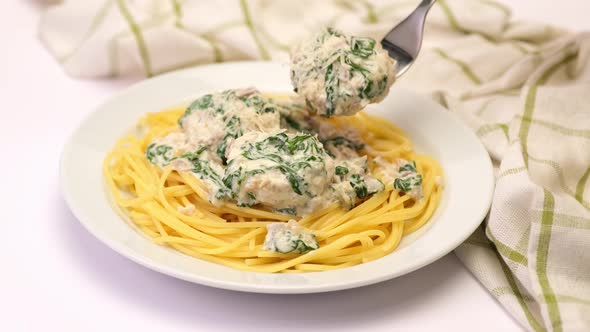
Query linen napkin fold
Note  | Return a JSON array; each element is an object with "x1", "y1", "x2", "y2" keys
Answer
[{"x1": 41, "y1": 1, "x2": 590, "y2": 330}]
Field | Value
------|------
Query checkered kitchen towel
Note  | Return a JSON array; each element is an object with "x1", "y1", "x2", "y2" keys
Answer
[{"x1": 41, "y1": 0, "x2": 590, "y2": 330}]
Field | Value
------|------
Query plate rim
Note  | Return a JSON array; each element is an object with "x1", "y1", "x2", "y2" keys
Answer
[{"x1": 60, "y1": 61, "x2": 494, "y2": 294}]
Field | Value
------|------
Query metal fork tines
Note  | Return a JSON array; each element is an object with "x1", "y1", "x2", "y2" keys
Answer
[{"x1": 381, "y1": 0, "x2": 437, "y2": 78}]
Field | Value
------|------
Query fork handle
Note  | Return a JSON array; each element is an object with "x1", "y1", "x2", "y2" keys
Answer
[
  {"x1": 383, "y1": 0, "x2": 436, "y2": 57},
  {"x1": 419, "y1": 0, "x2": 437, "y2": 8},
  {"x1": 381, "y1": 0, "x2": 437, "y2": 78}
]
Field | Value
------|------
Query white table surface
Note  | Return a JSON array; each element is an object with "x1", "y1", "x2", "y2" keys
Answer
[{"x1": 1, "y1": 1, "x2": 588, "y2": 331}]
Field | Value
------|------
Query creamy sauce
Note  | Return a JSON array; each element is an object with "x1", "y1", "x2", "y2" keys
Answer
[
  {"x1": 290, "y1": 28, "x2": 396, "y2": 117},
  {"x1": 372, "y1": 157, "x2": 424, "y2": 200},
  {"x1": 177, "y1": 203, "x2": 196, "y2": 216},
  {"x1": 146, "y1": 88, "x2": 387, "y2": 216},
  {"x1": 263, "y1": 220, "x2": 318, "y2": 254},
  {"x1": 373, "y1": 156, "x2": 399, "y2": 183},
  {"x1": 225, "y1": 130, "x2": 334, "y2": 214},
  {"x1": 392, "y1": 159, "x2": 423, "y2": 200}
]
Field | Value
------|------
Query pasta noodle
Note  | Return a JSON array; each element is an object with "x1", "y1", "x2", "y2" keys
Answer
[{"x1": 104, "y1": 100, "x2": 443, "y2": 273}]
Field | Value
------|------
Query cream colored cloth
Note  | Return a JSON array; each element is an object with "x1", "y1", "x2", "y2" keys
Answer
[{"x1": 41, "y1": 1, "x2": 590, "y2": 330}]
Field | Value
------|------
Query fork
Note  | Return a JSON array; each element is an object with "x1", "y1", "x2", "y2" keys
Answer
[{"x1": 381, "y1": 0, "x2": 437, "y2": 78}]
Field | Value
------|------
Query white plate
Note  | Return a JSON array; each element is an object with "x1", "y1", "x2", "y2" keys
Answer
[{"x1": 60, "y1": 61, "x2": 493, "y2": 294}]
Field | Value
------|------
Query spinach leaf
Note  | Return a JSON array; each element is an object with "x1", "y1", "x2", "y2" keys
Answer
[
  {"x1": 335, "y1": 166, "x2": 349, "y2": 176},
  {"x1": 326, "y1": 27, "x2": 343, "y2": 37},
  {"x1": 362, "y1": 76, "x2": 389, "y2": 100},
  {"x1": 179, "y1": 146, "x2": 207, "y2": 160},
  {"x1": 343, "y1": 55, "x2": 387, "y2": 101},
  {"x1": 179, "y1": 94, "x2": 213, "y2": 125},
  {"x1": 234, "y1": 132, "x2": 328, "y2": 198},
  {"x1": 283, "y1": 115, "x2": 303, "y2": 131},
  {"x1": 351, "y1": 37, "x2": 375, "y2": 58},
  {"x1": 398, "y1": 160, "x2": 417, "y2": 173},
  {"x1": 344, "y1": 56, "x2": 369, "y2": 75},
  {"x1": 350, "y1": 174, "x2": 369, "y2": 199},
  {"x1": 182, "y1": 153, "x2": 230, "y2": 199},
  {"x1": 287, "y1": 134, "x2": 314, "y2": 154},
  {"x1": 222, "y1": 167, "x2": 242, "y2": 193},
  {"x1": 273, "y1": 232, "x2": 319, "y2": 254},
  {"x1": 217, "y1": 115, "x2": 242, "y2": 164},
  {"x1": 146, "y1": 143, "x2": 174, "y2": 165},
  {"x1": 290, "y1": 238, "x2": 318, "y2": 253},
  {"x1": 393, "y1": 175, "x2": 423, "y2": 193},
  {"x1": 223, "y1": 167, "x2": 267, "y2": 204},
  {"x1": 273, "y1": 207, "x2": 297, "y2": 215},
  {"x1": 361, "y1": 79, "x2": 373, "y2": 99},
  {"x1": 242, "y1": 149, "x2": 284, "y2": 163},
  {"x1": 240, "y1": 94, "x2": 277, "y2": 114},
  {"x1": 324, "y1": 63, "x2": 339, "y2": 118},
  {"x1": 322, "y1": 136, "x2": 365, "y2": 152},
  {"x1": 276, "y1": 165, "x2": 306, "y2": 195}
]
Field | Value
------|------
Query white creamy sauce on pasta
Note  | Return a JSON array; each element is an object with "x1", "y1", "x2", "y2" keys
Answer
[
  {"x1": 290, "y1": 28, "x2": 396, "y2": 117},
  {"x1": 146, "y1": 88, "x2": 393, "y2": 216},
  {"x1": 225, "y1": 130, "x2": 335, "y2": 215},
  {"x1": 263, "y1": 220, "x2": 319, "y2": 254},
  {"x1": 392, "y1": 159, "x2": 423, "y2": 200},
  {"x1": 146, "y1": 87, "x2": 423, "y2": 212},
  {"x1": 177, "y1": 203, "x2": 196, "y2": 216}
]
